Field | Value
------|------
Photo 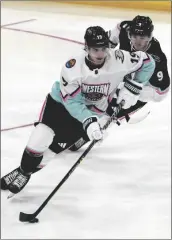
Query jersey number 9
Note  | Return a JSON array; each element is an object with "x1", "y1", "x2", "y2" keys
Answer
[{"x1": 157, "y1": 71, "x2": 163, "y2": 81}]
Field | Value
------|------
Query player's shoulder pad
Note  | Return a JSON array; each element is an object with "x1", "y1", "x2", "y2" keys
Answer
[
  {"x1": 64, "y1": 54, "x2": 83, "y2": 70},
  {"x1": 63, "y1": 54, "x2": 82, "y2": 72},
  {"x1": 61, "y1": 54, "x2": 83, "y2": 82},
  {"x1": 65, "y1": 59, "x2": 76, "y2": 69},
  {"x1": 152, "y1": 37, "x2": 160, "y2": 44},
  {"x1": 151, "y1": 38, "x2": 167, "y2": 61},
  {"x1": 151, "y1": 37, "x2": 162, "y2": 49}
]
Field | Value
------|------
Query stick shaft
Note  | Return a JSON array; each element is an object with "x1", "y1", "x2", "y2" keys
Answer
[{"x1": 22, "y1": 102, "x2": 123, "y2": 219}]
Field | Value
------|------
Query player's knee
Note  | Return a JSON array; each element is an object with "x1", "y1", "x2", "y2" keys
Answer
[{"x1": 27, "y1": 123, "x2": 55, "y2": 153}]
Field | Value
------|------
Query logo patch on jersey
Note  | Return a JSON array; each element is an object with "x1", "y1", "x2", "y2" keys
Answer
[
  {"x1": 82, "y1": 83, "x2": 110, "y2": 101},
  {"x1": 65, "y1": 59, "x2": 76, "y2": 68},
  {"x1": 115, "y1": 49, "x2": 124, "y2": 63}
]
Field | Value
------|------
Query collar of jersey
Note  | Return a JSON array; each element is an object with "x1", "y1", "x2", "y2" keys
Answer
[{"x1": 85, "y1": 57, "x2": 105, "y2": 71}]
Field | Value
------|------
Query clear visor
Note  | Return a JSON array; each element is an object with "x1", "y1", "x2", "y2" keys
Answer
[
  {"x1": 130, "y1": 34, "x2": 152, "y2": 51},
  {"x1": 86, "y1": 47, "x2": 109, "y2": 65}
]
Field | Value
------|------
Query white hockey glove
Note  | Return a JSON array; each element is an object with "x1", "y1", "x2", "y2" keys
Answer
[
  {"x1": 83, "y1": 117, "x2": 103, "y2": 141},
  {"x1": 117, "y1": 80, "x2": 143, "y2": 109}
]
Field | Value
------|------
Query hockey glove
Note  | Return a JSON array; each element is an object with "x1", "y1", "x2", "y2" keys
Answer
[
  {"x1": 117, "y1": 80, "x2": 143, "y2": 109},
  {"x1": 83, "y1": 117, "x2": 103, "y2": 141}
]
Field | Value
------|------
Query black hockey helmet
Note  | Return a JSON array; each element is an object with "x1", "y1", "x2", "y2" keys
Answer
[
  {"x1": 129, "y1": 15, "x2": 154, "y2": 37},
  {"x1": 84, "y1": 26, "x2": 109, "y2": 48}
]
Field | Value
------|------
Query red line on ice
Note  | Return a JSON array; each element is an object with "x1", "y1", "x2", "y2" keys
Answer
[
  {"x1": 1, "y1": 20, "x2": 84, "y2": 132},
  {"x1": 1, "y1": 19, "x2": 37, "y2": 27},
  {"x1": 2, "y1": 27, "x2": 84, "y2": 45}
]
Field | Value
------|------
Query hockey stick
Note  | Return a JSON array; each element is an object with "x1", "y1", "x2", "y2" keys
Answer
[{"x1": 19, "y1": 102, "x2": 123, "y2": 223}]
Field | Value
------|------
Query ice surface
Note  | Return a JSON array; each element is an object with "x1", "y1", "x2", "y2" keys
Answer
[{"x1": 1, "y1": 7, "x2": 171, "y2": 239}]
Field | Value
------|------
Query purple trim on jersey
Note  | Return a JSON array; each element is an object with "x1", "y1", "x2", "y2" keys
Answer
[
  {"x1": 91, "y1": 105, "x2": 105, "y2": 114},
  {"x1": 26, "y1": 146, "x2": 43, "y2": 155},
  {"x1": 70, "y1": 86, "x2": 81, "y2": 97},
  {"x1": 130, "y1": 54, "x2": 151, "y2": 74},
  {"x1": 137, "y1": 54, "x2": 152, "y2": 73},
  {"x1": 143, "y1": 53, "x2": 151, "y2": 64},
  {"x1": 156, "y1": 87, "x2": 169, "y2": 95},
  {"x1": 60, "y1": 91, "x2": 68, "y2": 101},
  {"x1": 136, "y1": 63, "x2": 144, "y2": 72},
  {"x1": 60, "y1": 87, "x2": 81, "y2": 102},
  {"x1": 129, "y1": 62, "x2": 144, "y2": 74}
]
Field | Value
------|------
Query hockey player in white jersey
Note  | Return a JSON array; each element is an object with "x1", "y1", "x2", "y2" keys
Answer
[
  {"x1": 70, "y1": 17, "x2": 170, "y2": 151},
  {"x1": 1, "y1": 26, "x2": 155, "y2": 195}
]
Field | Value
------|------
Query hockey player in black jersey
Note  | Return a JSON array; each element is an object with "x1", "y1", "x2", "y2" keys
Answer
[{"x1": 107, "y1": 15, "x2": 170, "y2": 120}]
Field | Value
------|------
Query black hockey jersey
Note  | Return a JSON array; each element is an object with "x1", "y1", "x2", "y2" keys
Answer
[{"x1": 109, "y1": 21, "x2": 170, "y2": 91}]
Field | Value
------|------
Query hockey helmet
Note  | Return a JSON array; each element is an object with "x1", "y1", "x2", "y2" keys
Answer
[
  {"x1": 129, "y1": 15, "x2": 154, "y2": 37},
  {"x1": 84, "y1": 26, "x2": 109, "y2": 48}
]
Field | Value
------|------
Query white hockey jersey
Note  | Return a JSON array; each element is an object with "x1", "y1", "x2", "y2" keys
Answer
[{"x1": 51, "y1": 49, "x2": 155, "y2": 123}]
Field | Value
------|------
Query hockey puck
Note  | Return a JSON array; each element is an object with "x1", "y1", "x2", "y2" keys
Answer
[{"x1": 29, "y1": 218, "x2": 39, "y2": 223}]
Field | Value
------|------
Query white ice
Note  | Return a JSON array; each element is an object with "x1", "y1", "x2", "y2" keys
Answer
[{"x1": 1, "y1": 7, "x2": 171, "y2": 239}]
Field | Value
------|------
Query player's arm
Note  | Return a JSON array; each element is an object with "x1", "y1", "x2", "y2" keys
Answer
[
  {"x1": 115, "y1": 50, "x2": 155, "y2": 109},
  {"x1": 59, "y1": 65, "x2": 97, "y2": 123},
  {"x1": 117, "y1": 50, "x2": 155, "y2": 86},
  {"x1": 107, "y1": 20, "x2": 131, "y2": 47},
  {"x1": 132, "y1": 52, "x2": 156, "y2": 85},
  {"x1": 148, "y1": 52, "x2": 170, "y2": 100}
]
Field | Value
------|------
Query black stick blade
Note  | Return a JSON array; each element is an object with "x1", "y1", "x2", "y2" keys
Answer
[{"x1": 19, "y1": 212, "x2": 38, "y2": 223}]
